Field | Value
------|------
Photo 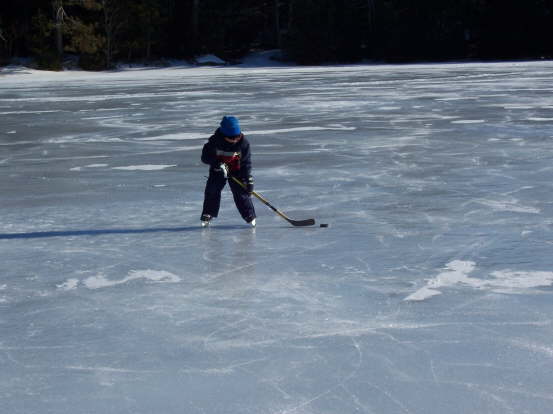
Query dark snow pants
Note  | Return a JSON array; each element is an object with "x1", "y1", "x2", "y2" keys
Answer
[{"x1": 201, "y1": 173, "x2": 256, "y2": 222}]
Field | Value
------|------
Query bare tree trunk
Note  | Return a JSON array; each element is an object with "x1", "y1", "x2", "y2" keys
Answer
[
  {"x1": 56, "y1": 21, "x2": 63, "y2": 57},
  {"x1": 1, "y1": 26, "x2": 14, "y2": 57},
  {"x1": 101, "y1": 0, "x2": 124, "y2": 68},
  {"x1": 102, "y1": 0, "x2": 112, "y2": 67},
  {"x1": 53, "y1": 0, "x2": 66, "y2": 58}
]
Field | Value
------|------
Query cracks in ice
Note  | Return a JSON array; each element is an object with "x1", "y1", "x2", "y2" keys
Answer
[{"x1": 276, "y1": 337, "x2": 365, "y2": 414}]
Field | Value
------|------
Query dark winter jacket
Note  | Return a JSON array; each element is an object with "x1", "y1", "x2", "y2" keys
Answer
[{"x1": 201, "y1": 128, "x2": 252, "y2": 179}]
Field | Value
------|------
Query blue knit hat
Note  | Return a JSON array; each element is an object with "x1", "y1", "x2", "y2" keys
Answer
[{"x1": 220, "y1": 116, "x2": 241, "y2": 137}]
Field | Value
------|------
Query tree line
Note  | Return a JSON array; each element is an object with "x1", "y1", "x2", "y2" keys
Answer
[{"x1": 1, "y1": 0, "x2": 552, "y2": 70}]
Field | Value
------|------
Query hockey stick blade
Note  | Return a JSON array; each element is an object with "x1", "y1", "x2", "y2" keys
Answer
[
  {"x1": 286, "y1": 218, "x2": 316, "y2": 227},
  {"x1": 229, "y1": 176, "x2": 315, "y2": 227}
]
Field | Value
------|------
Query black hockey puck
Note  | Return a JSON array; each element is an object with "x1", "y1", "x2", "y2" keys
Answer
[{"x1": 320, "y1": 223, "x2": 329, "y2": 227}]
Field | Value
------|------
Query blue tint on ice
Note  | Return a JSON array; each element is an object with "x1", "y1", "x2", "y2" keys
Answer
[{"x1": 1, "y1": 60, "x2": 553, "y2": 413}]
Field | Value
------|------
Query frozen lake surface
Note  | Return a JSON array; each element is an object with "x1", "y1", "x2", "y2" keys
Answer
[{"x1": 1, "y1": 60, "x2": 553, "y2": 413}]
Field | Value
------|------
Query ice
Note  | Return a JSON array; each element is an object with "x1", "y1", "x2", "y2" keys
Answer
[{"x1": 2, "y1": 60, "x2": 553, "y2": 413}]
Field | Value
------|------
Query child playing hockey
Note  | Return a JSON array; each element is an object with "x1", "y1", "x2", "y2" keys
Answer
[{"x1": 200, "y1": 116, "x2": 256, "y2": 227}]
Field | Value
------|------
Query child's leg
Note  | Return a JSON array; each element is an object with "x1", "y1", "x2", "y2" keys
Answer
[
  {"x1": 201, "y1": 174, "x2": 227, "y2": 218},
  {"x1": 229, "y1": 178, "x2": 256, "y2": 222}
]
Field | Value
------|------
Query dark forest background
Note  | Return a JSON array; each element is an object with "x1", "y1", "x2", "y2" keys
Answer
[{"x1": 1, "y1": 0, "x2": 552, "y2": 70}]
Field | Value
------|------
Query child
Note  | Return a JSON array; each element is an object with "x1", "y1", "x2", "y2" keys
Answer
[{"x1": 200, "y1": 116, "x2": 256, "y2": 227}]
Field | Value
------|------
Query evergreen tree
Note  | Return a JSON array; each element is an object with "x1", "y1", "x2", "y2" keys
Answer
[
  {"x1": 1, "y1": 0, "x2": 552, "y2": 68},
  {"x1": 29, "y1": 7, "x2": 63, "y2": 69}
]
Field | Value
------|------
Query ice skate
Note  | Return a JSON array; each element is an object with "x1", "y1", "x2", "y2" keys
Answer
[{"x1": 201, "y1": 214, "x2": 212, "y2": 227}]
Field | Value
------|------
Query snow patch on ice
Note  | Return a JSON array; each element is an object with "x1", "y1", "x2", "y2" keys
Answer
[
  {"x1": 500, "y1": 104, "x2": 534, "y2": 109},
  {"x1": 134, "y1": 133, "x2": 204, "y2": 141},
  {"x1": 404, "y1": 260, "x2": 476, "y2": 301},
  {"x1": 405, "y1": 261, "x2": 553, "y2": 301},
  {"x1": 0, "y1": 285, "x2": 7, "y2": 303},
  {"x1": 83, "y1": 270, "x2": 181, "y2": 289},
  {"x1": 0, "y1": 110, "x2": 63, "y2": 115},
  {"x1": 488, "y1": 270, "x2": 553, "y2": 293},
  {"x1": 47, "y1": 136, "x2": 124, "y2": 144},
  {"x1": 451, "y1": 119, "x2": 486, "y2": 124},
  {"x1": 527, "y1": 117, "x2": 553, "y2": 122},
  {"x1": 476, "y1": 198, "x2": 541, "y2": 214},
  {"x1": 70, "y1": 163, "x2": 109, "y2": 171},
  {"x1": 112, "y1": 164, "x2": 176, "y2": 171},
  {"x1": 57, "y1": 279, "x2": 79, "y2": 291},
  {"x1": 64, "y1": 365, "x2": 162, "y2": 374},
  {"x1": 248, "y1": 125, "x2": 355, "y2": 136}
]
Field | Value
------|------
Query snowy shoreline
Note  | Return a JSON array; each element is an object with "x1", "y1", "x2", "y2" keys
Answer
[{"x1": 3, "y1": 52, "x2": 553, "y2": 82}]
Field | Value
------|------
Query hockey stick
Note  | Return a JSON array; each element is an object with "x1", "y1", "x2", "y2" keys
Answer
[{"x1": 229, "y1": 175, "x2": 315, "y2": 227}]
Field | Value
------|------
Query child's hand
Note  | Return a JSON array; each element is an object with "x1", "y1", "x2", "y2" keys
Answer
[
  {"x1": 219, "y1": 163, "x2": 229, "y2": 178},
  {"x1": 243, "y1": 176, "x2": 254, "y2": 195}
]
